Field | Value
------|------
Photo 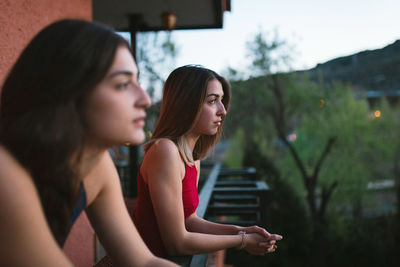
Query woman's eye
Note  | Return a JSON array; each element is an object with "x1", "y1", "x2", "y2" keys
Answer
[
  {"x1": 116, "y1": 81, "x2": 130, "y2": 90},
  {"x1": 209, "y1": 99, "x2": 217, "y2": 104}
]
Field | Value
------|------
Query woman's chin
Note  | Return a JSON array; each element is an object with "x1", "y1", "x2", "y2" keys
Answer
[{"x1": 127, "y1": 131, "x2": 146, "y2": 146}]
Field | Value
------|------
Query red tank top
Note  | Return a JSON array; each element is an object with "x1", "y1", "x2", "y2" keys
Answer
[{"x1": 133, "y1": 163, "x2": 199, "y2": 257}]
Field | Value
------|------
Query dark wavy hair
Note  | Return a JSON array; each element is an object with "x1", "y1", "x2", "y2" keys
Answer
[
  {"x1": 144, "y1": 65, "x2": 231, "y2": 164},
  {"x1": 0, "y1": 19, "x2": 129, "y2": 245}
]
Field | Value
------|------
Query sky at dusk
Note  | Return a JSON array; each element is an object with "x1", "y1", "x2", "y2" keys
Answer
[{"x1": 171, "y1": 0, "x2": 400, "y2": 73}]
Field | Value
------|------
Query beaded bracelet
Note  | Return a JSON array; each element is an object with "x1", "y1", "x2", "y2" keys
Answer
[{"x1": 238, "y1": 230, "x2": 247, "y2": 250}]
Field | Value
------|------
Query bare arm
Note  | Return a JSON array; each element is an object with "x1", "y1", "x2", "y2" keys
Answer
[
  {"x1": 0, "y1": 147, "x2": 73, "y2": 267},
  {"x1": 142, "y1": 139, "x2": 272, "y2": 256},
  {"x1": 185, "y1": 213, "x2": 240, "y2": 235},
  {"x1": 185, "y1": 213, "x2": 281, "y2": 253},
  {"x1": 185, "y1": 213, "x2": 282, "y2": 240},
  {"x1": 85, "y1": 152, "x2": 177, "y2": 267},
  {"x1": 188, "y1": 162, "x2": 282, "y2": 248}
]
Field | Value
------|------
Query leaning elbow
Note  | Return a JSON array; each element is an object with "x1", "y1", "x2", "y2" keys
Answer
[
  {"x1": 165, "y1": 244, "x2": 180, "y2": 256},
  {"x1": 165, "y1": 240, "x2": 192, "y2": 256},
  {"x1": 165, "y1": 243, "x2": 184, "y2": 256}
]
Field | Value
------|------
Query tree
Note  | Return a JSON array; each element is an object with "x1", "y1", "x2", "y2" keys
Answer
[
  {"x1": 136, "y1": 31, "x2": 179, "y2": 132},
  {"x1": 224, "y1": 30, "x2": 400, "y2": 266}
]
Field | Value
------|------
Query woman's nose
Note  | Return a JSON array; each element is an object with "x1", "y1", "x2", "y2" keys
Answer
[
  {"x1": 136, "y1": 85, "x2": 151, "y2": 109},
  {"x1": 217, "y1": 101, "x2": 226, "y2": 116}
]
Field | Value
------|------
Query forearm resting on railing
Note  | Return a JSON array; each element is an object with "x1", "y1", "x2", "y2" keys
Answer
[{"x1": 185, "y1": 214, "x2": 241, "y2": 235}]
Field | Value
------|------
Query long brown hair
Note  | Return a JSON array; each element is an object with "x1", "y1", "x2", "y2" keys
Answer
[
  {"x1": 144, "y1": 65, "x2": 231, "y2": 165},
  {"x1": 0, "y1": 19, "x2": 130, "y2": 245}
]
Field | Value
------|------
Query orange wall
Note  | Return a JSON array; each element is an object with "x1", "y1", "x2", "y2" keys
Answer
[
  {"x1": 0, "y1": 0, "x2": 92, "y2": 89},
  {"x1": 63, "y1": 212, "x2": 95, "y2": 266},
  {"x1": 0, "y1": 1, "x2": 94, "y2": 265}
]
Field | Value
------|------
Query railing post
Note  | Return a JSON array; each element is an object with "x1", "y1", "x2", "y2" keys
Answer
[{"x1": 197, "y1": 162, "x2": 222, "y2": 218}]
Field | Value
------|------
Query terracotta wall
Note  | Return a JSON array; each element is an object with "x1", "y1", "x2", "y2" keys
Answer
[
  {"x1": 0, "y1": 0, "x2": 92, "y2": 89},
  {"x1": 0, "y1": 1, "x2": 94, "y2": 265},
  {"x1": 64, "y1": 212, "x2": 95, "y2": 266}
]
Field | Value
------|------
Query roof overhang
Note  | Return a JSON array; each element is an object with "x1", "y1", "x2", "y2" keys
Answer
[{"x1": 93, "y1": 0, "x2": 231, "y2": 32}]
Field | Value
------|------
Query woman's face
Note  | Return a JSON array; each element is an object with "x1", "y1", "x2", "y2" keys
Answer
[
  {"x1": 192, "y1": 79, "x2": 227, "y2": 136},
  {"x1": 84, "y1": 45, "x2": 151, "y2": 148}
]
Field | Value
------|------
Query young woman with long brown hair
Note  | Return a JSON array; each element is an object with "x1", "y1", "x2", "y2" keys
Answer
[
  {"x1": 133, "y1": 65, "x2": 282, "y2": 258},
  {"x1": 0, "y1": 19, "x2": 177, "y2": 266}
]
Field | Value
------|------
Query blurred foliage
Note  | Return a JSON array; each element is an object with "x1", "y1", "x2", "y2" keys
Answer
[
  {"x1": 137, "y1": 31, "x2": 179, "y2": 101},
  {"x1": 136, "y1": 31, "x2": 179, "y2": 137},
  {"x1": 223, "y1": 29, "x2": 400, "y2": 266},
  {"x1": 278, "y1": 83, "x2": 400, "y2": 215},
  {"x1": 224, "y1": 128, "x2": 245, "y2": 168},
  {"x1": 246, "y1": 29, "x2": 292, "y2": 76}
]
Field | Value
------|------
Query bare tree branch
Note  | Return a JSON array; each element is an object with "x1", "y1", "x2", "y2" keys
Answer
[
  {"x1": 281, "y1": 136, "x2": 309, "y2": 183},
  {"x1": 319, "y1": 181, "x2": 338, "y2": 218},
  {"x1": 312, "y1": 137, "x2": 337, "y2": 179},
  {"x1": 271, "y1": 75, "x2": 285, "y2": 132}
]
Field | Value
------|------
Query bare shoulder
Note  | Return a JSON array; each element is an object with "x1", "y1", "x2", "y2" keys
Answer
[
  {"x1": 144, "y1": 138, "x2": 181, "y2": 165},
  {"x1": 0, "y1": 145, "x2": 24, "y2": 173},
  {"x1": 142, "y1": 138, "x2": 184, "y2": 180},
  {"x1": 0, "y1": 145, "x2": 40, "y2": 212},
  {"x1": 0, "y1": 145, "x2": 34, "y2": 193},
  {"x1": 147, "y1": 138, "x2": 179, "y2": 157},
  {"x1": 0, "y1": 146, "x2": 71, "y2": 266}
]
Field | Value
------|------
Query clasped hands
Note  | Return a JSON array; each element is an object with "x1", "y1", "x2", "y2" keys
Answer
[{"x1": 239, "y1": 225, "x2": 283, "y2": 255}]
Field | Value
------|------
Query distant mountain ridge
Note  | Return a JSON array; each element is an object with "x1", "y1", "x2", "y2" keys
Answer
[{"x1": 301, "y1": 40, "x2": 400, "y2": 93}]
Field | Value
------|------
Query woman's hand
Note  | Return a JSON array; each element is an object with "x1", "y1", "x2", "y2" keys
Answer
[
  {"x1": 258, "y1": 239, "x2": 278, "y2": 254},
  {"x1": 242, "y1": 233, "x2": 272, "y2": 255},
  {"x1": 239, "y1": 226, "x2": 282, "y2": 255},
  {"x1": 241, "y1": 225, "x2": 283, "y2": 241}
]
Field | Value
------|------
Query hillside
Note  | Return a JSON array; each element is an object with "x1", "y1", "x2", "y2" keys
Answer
[{"x1": 301, "y1": 40, "x2": 400, "y2": 93}]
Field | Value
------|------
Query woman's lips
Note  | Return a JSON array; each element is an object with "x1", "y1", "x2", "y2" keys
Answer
[{"x1": 133, "y1": 115, "x2": 146, "y2": 127}]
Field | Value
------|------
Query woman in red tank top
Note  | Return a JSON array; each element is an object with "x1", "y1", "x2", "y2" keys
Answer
[{"x1": 133, "y1": 65, "x2": 282, "y2": 258}]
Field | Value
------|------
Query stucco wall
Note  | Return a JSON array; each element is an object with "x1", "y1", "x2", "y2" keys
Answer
[
  {"x1": 0, "y1": 0, "x2": 92, "y2": 89},
  {"x1": 0, "y1": 1, "x2": 94, "y2": 265},
  {"x1": 63, "y1": 212, "x2": 95, "y2": 266}
]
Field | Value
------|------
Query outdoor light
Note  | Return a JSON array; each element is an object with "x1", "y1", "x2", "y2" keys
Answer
[
  {"x1": 161, "y1": 11, "x2": 177, "y2": 30},
  {"x1": 319, "y1": 99, "x2": 325, "y2": 108},
  {"x1": 370, "y1": 110, "x2": 382, "y2": 119}
]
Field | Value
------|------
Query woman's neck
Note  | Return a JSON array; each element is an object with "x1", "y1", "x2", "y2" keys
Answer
[
  {"x1": 78, "y1": 146, "x2": 107, "y2": 179},
  {"x1": 185, "y1": 132, "x2": 200, "y2": 153}
]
